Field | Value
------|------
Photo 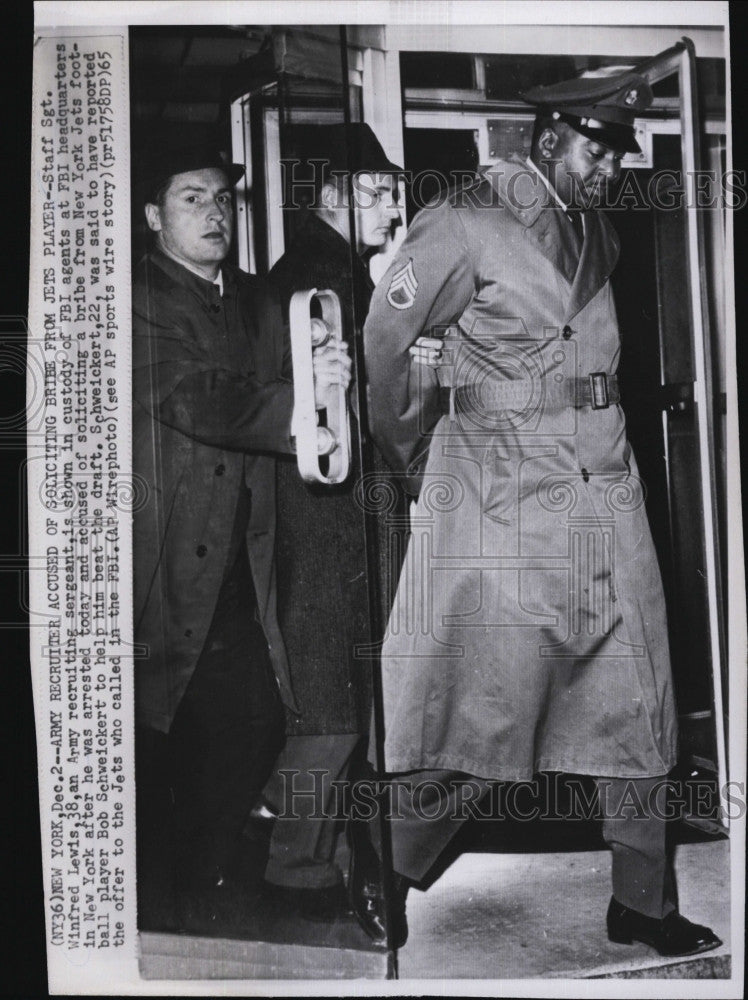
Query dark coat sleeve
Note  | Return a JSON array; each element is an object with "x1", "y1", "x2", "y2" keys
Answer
[
  {"x1": 132, "y1": 266, "x2": 296, "y2": 455},
  {"x1": 364, "y1": 199, "x2": 476, "y2": 494}
]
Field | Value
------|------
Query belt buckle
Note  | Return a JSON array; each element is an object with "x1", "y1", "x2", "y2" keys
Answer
[{"x1": 589, "y1": 372, "x2": 609, "y2": 409}]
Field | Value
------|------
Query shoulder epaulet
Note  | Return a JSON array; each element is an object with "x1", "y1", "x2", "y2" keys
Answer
[
  {"x1": 452, "y1": 173, "x2": 485, "y2": 195},
  {"x1": 446, "y1": 172, "x2": 500, "y2": 210},
  {"x1": 421, "y1": 173, "x2": 481, "y2": 208},
  {"x1": 414, "y1": 174, "x2": 495, "y2": 215}
]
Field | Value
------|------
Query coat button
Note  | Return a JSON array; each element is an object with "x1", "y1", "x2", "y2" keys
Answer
[
  {"x1": 210, "y1": 303, "x2": 221, "y2": 313},
  {"x1": 562, "y1": 325, "x2": 573, "y2": 339},
  {"x1": 196, "y1": 544, "x2": 207, "y2": 557},
  {"x1": 184, "y1": 629, "x2": 193, "y2": 638},
  {"x1": 581, "y1": 468, "x2": 590, "y2": 483},
  {"x1": 215, "y1": 463, "x2": 225, "y2": 476}
]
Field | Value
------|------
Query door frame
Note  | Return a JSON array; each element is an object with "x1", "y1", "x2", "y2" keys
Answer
[{"x1": 399, "y1": 40, "x2": 730, "y2": 811}]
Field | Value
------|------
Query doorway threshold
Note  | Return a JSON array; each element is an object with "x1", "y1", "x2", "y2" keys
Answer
[
  {"x1": 137, "y1": 839, "x2": 732, "y2": 982},
  {"x1": 138, "y1": 930, "x2": 392, "y2": 980}
]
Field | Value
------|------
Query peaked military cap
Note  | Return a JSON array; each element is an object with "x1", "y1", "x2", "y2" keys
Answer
[{"x1": 521, "y1": 70, "x2": 653, "y2": 154}]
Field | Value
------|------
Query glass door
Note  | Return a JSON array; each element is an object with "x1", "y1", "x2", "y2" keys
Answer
[
  {"x1": 636, "y1": 39, "x2": 728, "y2": 816},
  {"x1": 230, "y1": 27, "x2": 405, "y2": 962}
]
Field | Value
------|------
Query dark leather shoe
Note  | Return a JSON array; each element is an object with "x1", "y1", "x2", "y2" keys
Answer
[
  {"x1": 607, "y1": 897, "x2": 722, "y2": 956},
  {"x1": 175, "y1": 866, "x2": 244, "y2": 933},
  {"x1": 347, "y1": 819, "x2": 409, "y2": 948},
  {"x1": 260, "y1": 880, "x2": 349, "y2": 924},
  {"x1": 353, "y1": 871, "x2": 409, "y2": 950},
  {"x1": 243, "y1": 795, "x2": 278, "y2": 844},
  {"x1": 177, "y1": 860, "x2": 231, "y2": 896}
]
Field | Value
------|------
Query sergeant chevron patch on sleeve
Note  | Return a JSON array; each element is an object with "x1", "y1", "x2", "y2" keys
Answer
[{"x1": 386, "y1": 257, "x2": 418, "y2": 310}]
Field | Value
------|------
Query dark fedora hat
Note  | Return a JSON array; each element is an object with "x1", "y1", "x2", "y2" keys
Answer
[
  {"x1": 312, "y1": 122, "x2": 403, "y2": 179},
  {"x1": 521, "y1": 69, "x2": 653, "y2": 154},
  {"x1": 141, "y1": 141, "x2": 245, "y2": 203}
]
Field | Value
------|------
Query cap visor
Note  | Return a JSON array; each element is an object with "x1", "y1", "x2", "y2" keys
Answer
[{"x1": 565, "y1": 118, "x2": 642, "y2": 155}]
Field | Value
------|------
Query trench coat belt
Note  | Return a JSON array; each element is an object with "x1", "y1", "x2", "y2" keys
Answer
[{"x1": 437, "y1": 373, "x2": 620, "y2": 416}]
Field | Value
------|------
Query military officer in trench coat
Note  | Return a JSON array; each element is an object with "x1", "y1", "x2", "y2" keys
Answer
[
  {"x1": 132, "y1": 141, "x2": 350, "y2": 912},
  {"x1": 362, "y1": 70, "x2": 721, "y2": 956}
]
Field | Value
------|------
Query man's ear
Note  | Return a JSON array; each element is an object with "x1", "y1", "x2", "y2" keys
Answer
[
  {"x1": 538, "y1": 127, "x2": 560, "y2": 160},
  {"x1": 320, "y1": 180, "x2": 344, "y2": 212},
  {"x1": 144, "y1": 202, "x2": 162, "y2": 232}
]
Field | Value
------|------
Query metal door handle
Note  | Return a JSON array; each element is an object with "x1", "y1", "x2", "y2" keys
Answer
[{"x1": 289, "y1": 288, "x2": 351, "y2": 485}]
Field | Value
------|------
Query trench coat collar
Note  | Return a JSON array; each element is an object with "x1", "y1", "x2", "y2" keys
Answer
[
  {"x1": 565, "y1": 205, "x2": 620, "y2": 321},
  {"x1": 484, "y1": 155, "x2": 620, "y2": 321},
  {"x1": 297, "y1": 210, "x2": 352, "y2": 261},
  {"x1": 148, "y1": 248, "x2": 236, "y2": 307},
  {"x1": 292, "y1": 211, "x2": 376, "y2": 292}
]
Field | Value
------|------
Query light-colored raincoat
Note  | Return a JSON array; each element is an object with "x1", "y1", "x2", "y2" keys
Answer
[{"x1": 364, "y1": 157, "x2": 677, "y2": 779}]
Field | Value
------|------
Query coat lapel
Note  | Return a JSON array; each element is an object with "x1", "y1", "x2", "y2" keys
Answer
[
  {"x1": 523, "y1": 204, "x2": 580, "y2": 287},
  {"x1": 565, "y1": 209, "x2": 620, "y2": 321},
  {"x1": 485, "y1": 158, "x2": 579, "y2": 286},
  {"x1": 485, "y1": 158, "x2": 620, "y2": 320}
]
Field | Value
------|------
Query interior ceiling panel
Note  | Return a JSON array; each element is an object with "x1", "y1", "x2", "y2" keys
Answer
[
  {"x1": 131, "y1": 37, "x2": 191, "y2": 64},
  {"x1": 131, "y1": 26, "x2": 271, "y2": 123},
  {"x1": 181, "y1": 35, "x2": 266, "y2": 66},
  {"x1": 160, "y1": 102, "x2": 219, "y2": 123},
  {"x1": 131, "y1": 67, "x2": 226, "y2": 102}
]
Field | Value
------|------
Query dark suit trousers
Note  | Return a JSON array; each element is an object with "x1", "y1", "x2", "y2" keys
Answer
[
  {"x1": 168, "y1": 542, "x2": 285, "y2": 887},
  {"x1": 263, "y1": 733, "x2": 360, "y2": 889},
  {"x1": 384, "y1": 771, "x2": 676, "y2": 920}
]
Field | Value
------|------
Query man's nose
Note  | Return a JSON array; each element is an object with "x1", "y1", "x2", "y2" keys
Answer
[
  {"x1": 601, "y1": 156, "x2": 621, "y2": 181},
  {"x1": 207, "y1": 199, "x2": 227, "y2": 220}
]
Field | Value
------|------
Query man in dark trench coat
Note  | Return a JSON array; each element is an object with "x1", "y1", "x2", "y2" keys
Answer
[
  {"x1": 132, "y1": 141, "x2": 350, "y2": 915},
  {"x1": 260, "y1": 124, "x2": 403, "y2": 922},
  {"x1": 363, "y1": 70, "x2": 721, "y2": 956}
]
